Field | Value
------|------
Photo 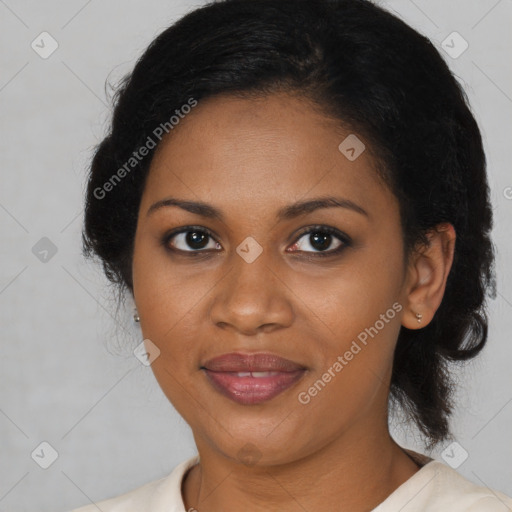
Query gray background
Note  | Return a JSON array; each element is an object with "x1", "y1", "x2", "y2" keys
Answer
[{"x1": 0, "y1": 1, "x2": 511, "y2": 511}]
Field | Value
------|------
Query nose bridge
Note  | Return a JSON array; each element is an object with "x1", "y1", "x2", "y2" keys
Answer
[{"x1": 209, "y1": 243, "x2": 293, "y2": 333}]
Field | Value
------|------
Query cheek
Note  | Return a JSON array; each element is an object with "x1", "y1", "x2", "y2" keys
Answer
[
  {"x1": 294, "y1": 247, "x2": 404, "y2": 348},
  {"x1": 293, "y1": 268, "x2": 403, "y2": 433},
  {"x1": 132, "y1": 231, "x2": 203, "y2": 331},
  {"x1": 298, "y1": 276, "x2": 401, "y2": 395},
  {"x1": 289, "y1": 245, "x2": 405, "y2": 411},
  {"x1": 132, "y1": 233, "x2": 222, "y2": 387}
]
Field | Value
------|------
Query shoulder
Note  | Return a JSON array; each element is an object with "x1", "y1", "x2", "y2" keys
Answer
[
  {"x1": 376, "y1": 459, "x2": 512, "y2": 512},
  {"x1": 427, "y1": 462, "x2": 512, "y2": 511},
  {"x1": 68, "y1": 476, "x2": 166, "y2": 512},
  {"x1": 67, "y1": 454, "x2": 199, "y2": 512}
]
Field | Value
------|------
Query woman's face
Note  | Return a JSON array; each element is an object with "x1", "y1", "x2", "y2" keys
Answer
[{"x1": 132, "y1": 92, "x2": 413, "y2": 465}]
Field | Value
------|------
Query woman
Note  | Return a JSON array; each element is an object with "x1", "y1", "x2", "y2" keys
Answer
[{"x1": 70, "y1": 0, "x2": 512, "y2": 510}]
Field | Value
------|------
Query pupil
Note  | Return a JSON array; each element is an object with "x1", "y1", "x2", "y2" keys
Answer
[
  {"x1": 186, "y1": 231, "x2": 208, "y2": 249},
  {"x1": 311, "y1": 232, "x2": 331, "y2": 251}
]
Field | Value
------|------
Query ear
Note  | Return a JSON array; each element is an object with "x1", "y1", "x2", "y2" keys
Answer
[{"x1": 402, "y1": 222, "x2": 456, "y2": 329}]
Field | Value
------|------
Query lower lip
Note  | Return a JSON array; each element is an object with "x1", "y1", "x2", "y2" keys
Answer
[{"x1": 203, "y1": 369, "x2": 306, "y2": 405}]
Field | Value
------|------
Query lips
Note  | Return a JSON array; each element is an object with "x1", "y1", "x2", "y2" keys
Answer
[
  {"x1": 202, "y1": 352, "x2": 306, "y2": 372},
  {"x1": 201, "y1": 352, "x2": 307, "y2": 405}
]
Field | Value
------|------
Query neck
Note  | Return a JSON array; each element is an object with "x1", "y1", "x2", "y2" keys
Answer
[{"x1": 182, "y1": 415, "x2": 421, "y2": 511}]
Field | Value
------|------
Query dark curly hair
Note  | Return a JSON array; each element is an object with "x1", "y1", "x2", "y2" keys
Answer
[{"x1": 82, "y1": 0, "x2": 496, "y2": 450}]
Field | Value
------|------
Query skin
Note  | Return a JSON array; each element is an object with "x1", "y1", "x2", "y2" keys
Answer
[{"x1": 131, "y1": 91, "x2": 456, "y2": 511}]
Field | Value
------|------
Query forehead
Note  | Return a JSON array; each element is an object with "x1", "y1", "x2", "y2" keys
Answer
[{"x1": 142, "y1": 92, "x2": 393, "y2": 220}]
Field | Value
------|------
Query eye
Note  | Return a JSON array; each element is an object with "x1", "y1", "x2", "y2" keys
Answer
[
  {"x1": 162, "y1": 226, "x2": 221, "y2": 253},
  {"x1": 287, "y1": 225, "x2": 351, "y2": 257},
  {"x1": 162, "y1": 224, "x2": 351, "y2": 257}
]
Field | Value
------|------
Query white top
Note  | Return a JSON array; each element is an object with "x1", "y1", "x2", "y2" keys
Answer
[{"x1": 69, "y1": 450, "x2": 512, "y2": 511}]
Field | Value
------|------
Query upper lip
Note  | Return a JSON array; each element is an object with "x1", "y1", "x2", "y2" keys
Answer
[{"x1": 201, "y1": 352, "x2": 307, "y2": 372}]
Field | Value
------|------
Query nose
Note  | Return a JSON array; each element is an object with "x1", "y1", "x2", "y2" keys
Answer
[{"x1": 208, "y1": 251, "x2": 294, "y2": 335}]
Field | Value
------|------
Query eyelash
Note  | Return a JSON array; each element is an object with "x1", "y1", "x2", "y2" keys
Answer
[{"x1": 161, "y1": 225, "x2": 352, "y2": 259}]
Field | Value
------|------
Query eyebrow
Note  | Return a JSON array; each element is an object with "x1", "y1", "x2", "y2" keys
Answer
[{"x1": 146, "y1": 195, "x2": 369, "y2": 221}]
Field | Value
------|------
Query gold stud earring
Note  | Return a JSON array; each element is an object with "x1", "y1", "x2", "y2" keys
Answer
[{"x1": 415, "y1": 312, "x2": 423, "y2": 323}]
